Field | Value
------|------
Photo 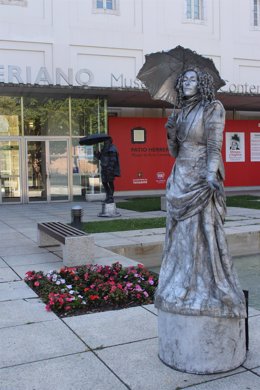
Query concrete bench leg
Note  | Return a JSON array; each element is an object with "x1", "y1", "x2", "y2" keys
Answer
[
  {"x1": 63, "y1": 235, "x2": 95, "y2": 266},
  {"x1": 38, "y1": 229, "x2": 60, "y2": 247}
]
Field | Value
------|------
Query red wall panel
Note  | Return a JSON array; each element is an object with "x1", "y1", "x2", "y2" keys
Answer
[{"x1": 109, "y1": 117, "x2": 260, "y2": 191}]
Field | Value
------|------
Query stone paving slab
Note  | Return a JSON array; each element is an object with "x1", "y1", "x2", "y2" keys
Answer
[
  {"x1": 249, "y1": 307, "x2": 260, "y2": 317},
  {"x1": 226, "y1": 218, "x2": 260, "y2": 227},
  {"x1": 252, "y1": 367, "x2": 260, "y2": 375},
  {"x1": 243, "y1": 316, "x2": 260, "y2": 369},
  {"x1": 93, "y1": 255, "x2": 139, "y2": 267},
  {"x1": 0, "y1": 237, "x2": 35, "y2": 248},
  {"x1": 0, "y1": 258, "x2": 7, "y2": 267},
  {"x1": 0, "y1": 352, "x2": 126, "y2": 390},
  {"x1": 188, "y1": 371, "x2": 260, "y2": 389},
  {"x1": 0, "y1": 298, "x2": 56, "y2": 328},
  {"x1": 3, "y1": 252, "x2": 62, "y2": 266},
  {"x1": 64, "y1": 306, "x2": 158, "y2": 349},
  {"x1": 13, "y1": 261, "x2": 64, "y2": 278},
  {"x1": 97, "y1": 338, "x2": 246, "y2": 390},
  {"x1": 0, "y1": 267, "x2": 21, "y2": 282},
  {"x1": 0, "y1": 232, "x2": 25, "y2": 241},
  {"x1": 142, "y1": 303, "x2": 158, "y2": 316},
  {"x1": 0, "y1": 280, "x2": 37, "y2": 301},
  {"x1": 94, "y1": 237, "x2": 139, "y2": 248},
  {"x1": 0, "y1": 245, "x2": 48, "y2": 257},
  {"x1": 130, "y1": 234, "x2": 166, "y2": 245},
  {"x1": 0, "y1": 319, "x2": 87, "y2": 368}
]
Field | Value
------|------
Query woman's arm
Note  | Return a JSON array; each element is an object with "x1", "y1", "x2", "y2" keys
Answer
[
  {"x1": 205, "y1": 100, "x2": 226, "y2": 190},
  {"x1": 165, "y1": 112, "x2": 179, "y2": 157}
]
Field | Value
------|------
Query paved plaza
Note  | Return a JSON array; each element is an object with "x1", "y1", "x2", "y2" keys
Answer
[{"x1": 0, "y1": 201, "x2": 260, "y2": 389}]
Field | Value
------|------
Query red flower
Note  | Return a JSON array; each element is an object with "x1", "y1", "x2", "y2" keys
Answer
[{"x1": 89, "y1": 295, "x2": 99, "y2": 301}]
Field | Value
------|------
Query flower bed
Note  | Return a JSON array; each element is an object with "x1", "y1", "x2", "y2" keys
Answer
[{"x1": 24, "y1": 262, "x2": 158, "y2": 317}]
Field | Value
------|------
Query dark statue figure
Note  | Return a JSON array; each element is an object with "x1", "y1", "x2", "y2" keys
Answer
[{"x1": 95, "y1": 137, "x2": 120, "y2": 203}]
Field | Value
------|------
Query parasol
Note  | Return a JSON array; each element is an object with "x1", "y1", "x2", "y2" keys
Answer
[
  {"x1": 79, "y1": 133, "x2": 111, "y2": 146},
  {"x1": 137, "y1": 45, "x2": 226, "y2": 105}
]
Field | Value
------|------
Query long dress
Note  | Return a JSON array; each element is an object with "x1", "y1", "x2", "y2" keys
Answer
[{"x1": 154, "y1": 97, "x2": 246, "y2": 319}]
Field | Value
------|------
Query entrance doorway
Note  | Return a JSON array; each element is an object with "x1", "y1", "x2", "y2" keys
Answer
[
  {"x1": 0, "y1": 139, "x2": 21, "y2": 203},
  {"x1": 26, "y1": 139, "x2": 69, "y2": 202}
]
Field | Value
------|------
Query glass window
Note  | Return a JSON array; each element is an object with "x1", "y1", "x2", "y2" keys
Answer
[
  {"x1": 185, "y1": 0, "x2": 204, "y2": 21},
  {"x1": 71, "y1": 98, "x2": 107, "y2": 137},
  {"x1": 93, "y1": 0, "x2": 119, "y2": 14},
  {"x1": 23, "y1": 97, "x2": 69, "y2": 136},
  {"x1": 252, "y1": 0, "x2": 260, "y2": 27},
  {"x1": 0, "y1": 96, "x2": 21, "y2": 136},
  {"x1": 71, "y1": 138, "x2": 102, "y2": 199}
]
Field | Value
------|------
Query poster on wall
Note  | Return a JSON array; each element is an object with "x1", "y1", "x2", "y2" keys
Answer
[
  {"x1": 225, "y1": 132, "x2": 245, "y2": 162},
  {"x1": 250, "y1": 133, "x2": 260, "y2": 162}
]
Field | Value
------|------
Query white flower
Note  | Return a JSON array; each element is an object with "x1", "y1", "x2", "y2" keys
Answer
[
  {"x1": 69, "y1": 290, "x2": 75, "y2": 294},
  {"x1": 78, "y1": 295, "x2": 83, "y2": 298},
  {"x1": 56, "y1": 281, "x2": 61, "y2": 285},
  {"x1": 60, "y1": 279, "x2": 66, "y2": 284},
  {"x1": 66, "y1": 285, "x2": 72, "y2": 289}
]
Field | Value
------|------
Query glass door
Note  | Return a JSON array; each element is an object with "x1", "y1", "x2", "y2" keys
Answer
[
  {"x1": 0, "y1": 140, "x2": 21, "y2": 203},
  {"x1": 27, "y1": 139, "x2": 69, "y2": 202},
  {"x1": 49, "y1": 140, "x2": 69, "y2": 201}
]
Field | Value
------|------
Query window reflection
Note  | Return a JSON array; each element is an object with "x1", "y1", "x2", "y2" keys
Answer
[
  {"x1": 0, "y1": 97, "x2": 21, "y2": 136},
  {"x1": 71, "y1": 98, "x2": 106, "y2": 136},
  {"x1": 72, "y1": 139, "x2": 101, "y2": 199},
  {"x1": 24, "y1": 97, "x2": 69, "y2": 136}
]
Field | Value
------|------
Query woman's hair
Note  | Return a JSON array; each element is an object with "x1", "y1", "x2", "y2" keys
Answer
[{"x1": 175, "y1": 69, "x2": 215, "y2": 107}]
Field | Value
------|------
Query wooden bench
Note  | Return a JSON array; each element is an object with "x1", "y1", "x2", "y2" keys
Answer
[{"x1": 37, "y1": 222, "x2": 94, "y2": 266}]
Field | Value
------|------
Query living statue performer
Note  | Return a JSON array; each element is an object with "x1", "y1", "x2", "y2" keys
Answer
[
  {"x1": 154, "y1": 69, "x2": 246, "y2": 320},
  {"x1": 137, "y1": 46, "x2": 247, "y2": 374},
  {"x1": 95, "y1": 137, "x2": 120, "y2": 203}
]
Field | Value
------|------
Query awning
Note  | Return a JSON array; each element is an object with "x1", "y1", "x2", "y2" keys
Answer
[{"x1": 0, "y1": 83, "x2": 260, "y2": 111}]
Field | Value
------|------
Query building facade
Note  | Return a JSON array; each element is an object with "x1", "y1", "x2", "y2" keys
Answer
[{"x1": 0, "y1": 0, "x2": 260, "y2": 203}]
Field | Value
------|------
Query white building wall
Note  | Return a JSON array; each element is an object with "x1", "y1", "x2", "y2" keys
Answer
[{"x1": 0, "y1": 0, "x2": 260, "y2": 101}]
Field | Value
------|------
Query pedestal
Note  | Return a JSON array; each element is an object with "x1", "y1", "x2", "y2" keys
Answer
[
  {"x1": 98, "y1": 202, "x2": 121, "y2": 218},
  {"x1": 158, "y1": 309, "x2": 246, "y2": 374}
]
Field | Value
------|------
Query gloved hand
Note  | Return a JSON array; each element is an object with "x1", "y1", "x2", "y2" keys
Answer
[
  {"x1": 207, "y1": 172, "x2": 224, "y2": 196},
  {"x1": 165, "y1": 113, "x2": 176, "y2": 130}
]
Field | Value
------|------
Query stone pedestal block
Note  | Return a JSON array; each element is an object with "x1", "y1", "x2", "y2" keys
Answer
[
  {"x1": 98, "y1": 203, "x2": 121, "y2": 218},
  {"x1": 158, "y1": 309, "x2": 246, "y2": 374}
]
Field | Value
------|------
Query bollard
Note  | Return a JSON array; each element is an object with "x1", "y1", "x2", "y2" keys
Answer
[{"x1": 71, "y1": 205, "x2": 83, "y2": 230}]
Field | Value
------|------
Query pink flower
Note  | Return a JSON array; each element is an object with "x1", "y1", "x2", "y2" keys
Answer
[
  {"x1": 34, "y1": 281, "x2": 40, "y2": 287},
  {"x1": 135, "y1": 284, "x2": 143, "y2": 292},
  {"x1": 148, "y1": 277, "x2": 154, "y2": 285}
]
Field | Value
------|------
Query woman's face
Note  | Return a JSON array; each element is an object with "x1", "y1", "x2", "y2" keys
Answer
[{"x1": 182, "y1": 70, "x2": 198, "y2": 97}]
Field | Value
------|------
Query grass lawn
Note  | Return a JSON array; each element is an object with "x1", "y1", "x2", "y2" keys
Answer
[
  {"x1": 83, "y1": 217, "x2": 166, "y2": 234},
  {"x1": 116, "y1": 197, "x2": 161, "y2": 212},
  {"x1": 82, "y1": 195, "x2": 260, "y2": 234},
  {"x1": 226, "y1": 195, "x2": 260, "y2": 209}
]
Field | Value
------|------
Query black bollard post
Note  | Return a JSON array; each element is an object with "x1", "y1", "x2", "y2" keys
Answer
[{"x1": 71, "y1": 205, "x2": 83, "y2": 230}]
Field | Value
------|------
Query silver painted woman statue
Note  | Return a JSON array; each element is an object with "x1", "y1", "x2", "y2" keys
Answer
[{"x1": 154, "y1": 69, "x2": 246, "y2": 319}]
